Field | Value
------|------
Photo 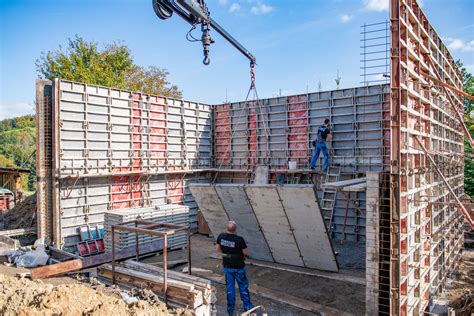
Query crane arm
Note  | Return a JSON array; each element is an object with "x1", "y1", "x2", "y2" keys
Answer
[{"x1": 152, "y1": 0, "x2": 256, "y2": 66}]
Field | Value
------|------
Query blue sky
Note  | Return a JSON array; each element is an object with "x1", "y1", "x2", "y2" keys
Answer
[{"x1": 0, "y1": 0, "x2": 473, "y2": 119}]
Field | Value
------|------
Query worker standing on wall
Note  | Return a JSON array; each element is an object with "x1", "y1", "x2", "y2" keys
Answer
[
  {"x1": 310, "y1": 118, "x2": 332, "y2": 172},
  {"x1": 216, "y1": 221, "x2": 253, "y2": 315}
]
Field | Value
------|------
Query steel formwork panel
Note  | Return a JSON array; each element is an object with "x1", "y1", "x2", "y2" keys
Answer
[
  {"x1": 388, "y1": 1, "x2": 465, "y2": 315},
  {"x1": 37, "y1": 79, "x2": 213, "y2": 251}
]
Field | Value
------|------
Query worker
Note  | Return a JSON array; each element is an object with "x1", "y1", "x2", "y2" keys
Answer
[
  {"x1": 216, "y1": 221, "x2": 253, "y2": 316},
  {"x1": 310, "y1": 118, "x2": 332, "y2": 172}
]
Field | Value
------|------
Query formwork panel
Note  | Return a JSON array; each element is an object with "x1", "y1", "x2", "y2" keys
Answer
[
  {"x1": 389, "y1": 0, "x2": 465, "y2": 315},
  {"x1": 214, "y1": 185, "x2": 273, "y2": 261}
]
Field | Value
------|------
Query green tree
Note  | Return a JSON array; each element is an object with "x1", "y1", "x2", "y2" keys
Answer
[
  {"x1": 36, "y1": 36, "x2": 182, "y2": 98},
  {"x1": 457, "y1": 60, "x2": 474, "y2": 197}
]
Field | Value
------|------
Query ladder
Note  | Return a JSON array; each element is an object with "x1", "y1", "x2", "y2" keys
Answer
[{"x1": 320, "y1": 165, "x2": 341, "y2": 237}]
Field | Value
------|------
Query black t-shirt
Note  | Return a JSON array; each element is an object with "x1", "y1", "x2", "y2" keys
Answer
[
  {"x1": 318, "y1": 125, "x2": 330, "y2": 140},
  {"x1": 217, "y1": 233, "x2": 247, "y2": 269}
]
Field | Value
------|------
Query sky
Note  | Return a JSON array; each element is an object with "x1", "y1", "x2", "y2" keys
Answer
[{"x1": 0, "y1": 0, "x2": 473, "y2": 119}]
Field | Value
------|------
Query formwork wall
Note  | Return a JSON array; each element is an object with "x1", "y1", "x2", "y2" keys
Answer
[
  {"x1": 387, "y1": 0, "x2": 465, "y2": 315},
  {"x1": 214, "y1": 84, "x2": 390, "y2": 241},
  {"x1": 37, "y1": 79, "x2": 212, "y2": 250},
  {"x1": 214, "y1": 85, "x2": 390, "y2": 171}
]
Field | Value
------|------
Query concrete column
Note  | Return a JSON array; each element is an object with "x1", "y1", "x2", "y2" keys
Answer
[{"x1": 365, "y1": 172, "x2": 380, "y2": 315}]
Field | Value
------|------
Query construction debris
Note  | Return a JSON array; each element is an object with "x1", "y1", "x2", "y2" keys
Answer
[{"x1": 0, "y1": 273, "x2": 176, "y2": 315}]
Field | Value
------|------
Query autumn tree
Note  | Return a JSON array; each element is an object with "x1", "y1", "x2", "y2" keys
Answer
[{"x1": 36, "y1": 36, "x2": 182, "y2": 98}]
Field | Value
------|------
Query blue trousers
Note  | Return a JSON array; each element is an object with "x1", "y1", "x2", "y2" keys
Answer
[
  {"x1": 310, "y1": 142, "x2": 329, "y2": 171},
  {"x1": 224, "y1": 267, "x2": 252, "y2": 315}
]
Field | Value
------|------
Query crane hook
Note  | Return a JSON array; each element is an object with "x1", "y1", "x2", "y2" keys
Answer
[{"x1": 203, "y1": 56, "x2": 210, "y2": 65}]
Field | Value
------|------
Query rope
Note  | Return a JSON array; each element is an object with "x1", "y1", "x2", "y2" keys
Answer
[{"x1": 212, "y1": 64, "x2": 270, "y2": 183}]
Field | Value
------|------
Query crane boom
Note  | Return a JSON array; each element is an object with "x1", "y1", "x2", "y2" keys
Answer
[{"x1": 152, "y1": 0, "x2": 256, "y2": 66}]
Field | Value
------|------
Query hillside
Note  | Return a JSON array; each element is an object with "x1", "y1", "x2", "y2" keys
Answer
[{"x1": 0, "y1": 115, "x2": 36, "y2": 191}]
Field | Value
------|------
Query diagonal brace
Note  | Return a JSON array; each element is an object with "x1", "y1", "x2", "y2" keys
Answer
[{"x1": 414, "y1": 135, "x2": 473, "y2": 227}]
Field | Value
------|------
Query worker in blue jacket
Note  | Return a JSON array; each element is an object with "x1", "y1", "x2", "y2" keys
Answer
[{"x1": 310, "y1": 118, "x2": 331, "y2": 172}]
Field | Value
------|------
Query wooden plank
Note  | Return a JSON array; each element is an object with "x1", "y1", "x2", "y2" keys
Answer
[
  {"x1": 0, "y1": 227, "x2": 37, "y2": 237},
  {"x1": 31, "y1": 259, "x2": 83, "y2": 279},
  {"x1": 97, "y1": 267, "x2": 203, "y2": 308},
  {"x1": 277, "y1": 187, "x2": 338, "y2": 272},
  {"x1": 122, "y1": 260, "x2": 213, "y2": 305},
  {"x1": 192, "y1": 270, "x2": 352, "y2": 316},
  {"x1": 321, "y1": 178, "x2": 366, "y2": 189},
  {"x1": 100, "y1": 264, "x2": 194, "y2": 290},
  {"x1": 341, "y1": 182, "x2": 367, "y2": 192},
  {"x1": 245, "y1": 186, "x2": 303, "y2": 267},
  {"x1": 215, "y1": 185, "x2": 273, "y2": 261},
  {"x1": 189, "y1": 185, "x2": 229, "y2": 238}
]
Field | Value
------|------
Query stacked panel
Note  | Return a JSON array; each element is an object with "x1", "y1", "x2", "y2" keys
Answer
[{"x1": 103, "y1": 205, "x2": 189, "y2": 251}]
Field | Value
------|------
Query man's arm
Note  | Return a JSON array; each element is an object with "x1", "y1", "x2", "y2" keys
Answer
[
  {"x1": 216, "y1": 243, "x2": 222, "y2": 253},
  {"x1": 242, "y1": 248, "x2": 249, "y2": 258}
]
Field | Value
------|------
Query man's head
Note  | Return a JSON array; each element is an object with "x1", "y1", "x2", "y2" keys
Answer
[
  {"x1": 227, "y1": 221, "x2": 237, "y2": 234},
  {"x1": 324, "y1": 118, "x2": 330, "y2": 126}
]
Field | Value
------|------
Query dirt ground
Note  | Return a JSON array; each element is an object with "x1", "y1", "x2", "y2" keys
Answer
[
  {"x1": 0, "y1": 263, "x2": 192, "y2": 316},
  {"x1": 144, "y1": 234, "x2": 366, "y2": 315},
  {"x1": 444, "y1": 247, "x2": 474, "y2": 315}
]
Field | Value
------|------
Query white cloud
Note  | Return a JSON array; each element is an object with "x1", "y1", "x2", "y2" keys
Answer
[
  {"x1": 229, "y1": 2, "x2": 241, "y2": 13},
  {"x1": 444, "y1": 38, "x2": 474, "y2": 52},
  {"x1": 340, "y1": 14, "x2": 353, "y2": 23},
  {"x1": 0, "y1": 102, "x2": 35, "y2": 120},
  {"x1": 363, "y1": 0, "x2": 389, "y2": 12},
  {"x1": 218, "y1": 0, "x2": 228, "y2": 5},
  {"x1": 250, "y1": 3, "x2": 274, "y2": 15},
  {"x1": 447, "y1": 38, "x2": 474, "y2": 52}
]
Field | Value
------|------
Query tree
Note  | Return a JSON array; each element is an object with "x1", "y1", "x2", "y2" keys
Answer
[
  {"x1": 36, "y1": 36, "x2": 182, "y2": 98},
  {"x1": 126, "y1": 65, "x2": 181, "y2": 98},
  {"x1": 457, "y1": 60, "x2": 474, "y2": 197}
]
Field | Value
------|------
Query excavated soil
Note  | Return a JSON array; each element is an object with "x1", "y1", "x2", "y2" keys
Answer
[
  {"x1": 3, "y1": 193, "x2": 37, "y2": 229},
  {"x1": 0, "y1": 274, "x2": 184, "y2": 316}
]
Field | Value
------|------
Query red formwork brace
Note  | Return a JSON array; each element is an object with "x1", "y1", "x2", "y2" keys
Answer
[
  {"x1": 131, "y1": 93, "x2": 143, "y2": 172},
  {"x1": 215, "y1": 104, "x2": 231, "y2": 167},
  {"x1": 149, "y1": 97, "x2": 167, "y2": 167},
  {"x1": 287, "y1": 95, "x2": 308, "y2": 166}
]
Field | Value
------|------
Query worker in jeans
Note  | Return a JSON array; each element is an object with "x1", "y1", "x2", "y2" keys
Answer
[
  {"x1": 216, "y1": 221, "x2": 253, "y2": 316},
  {"x1": 310, "y1": 118, "x2": 331, "y2": 172}
]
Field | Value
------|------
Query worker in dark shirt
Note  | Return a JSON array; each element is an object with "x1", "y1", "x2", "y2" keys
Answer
[
  {"x1": 216, "y1": 221, "x2": 253, "y2": 316},
  {"x1": 310, "y1": 118, "x2": 331, "y2": 172}
]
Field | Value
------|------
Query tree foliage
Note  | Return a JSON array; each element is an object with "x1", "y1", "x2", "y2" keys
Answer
[
  {"x1": 457, "y1": 60, "x2": 474, "y2": 197},
  {"x1": 36, "y1": 36, "x2": 182, "y2": 98},
  {"x1": 0, "y1": 116, "x2": 36, "y2": 191}
]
